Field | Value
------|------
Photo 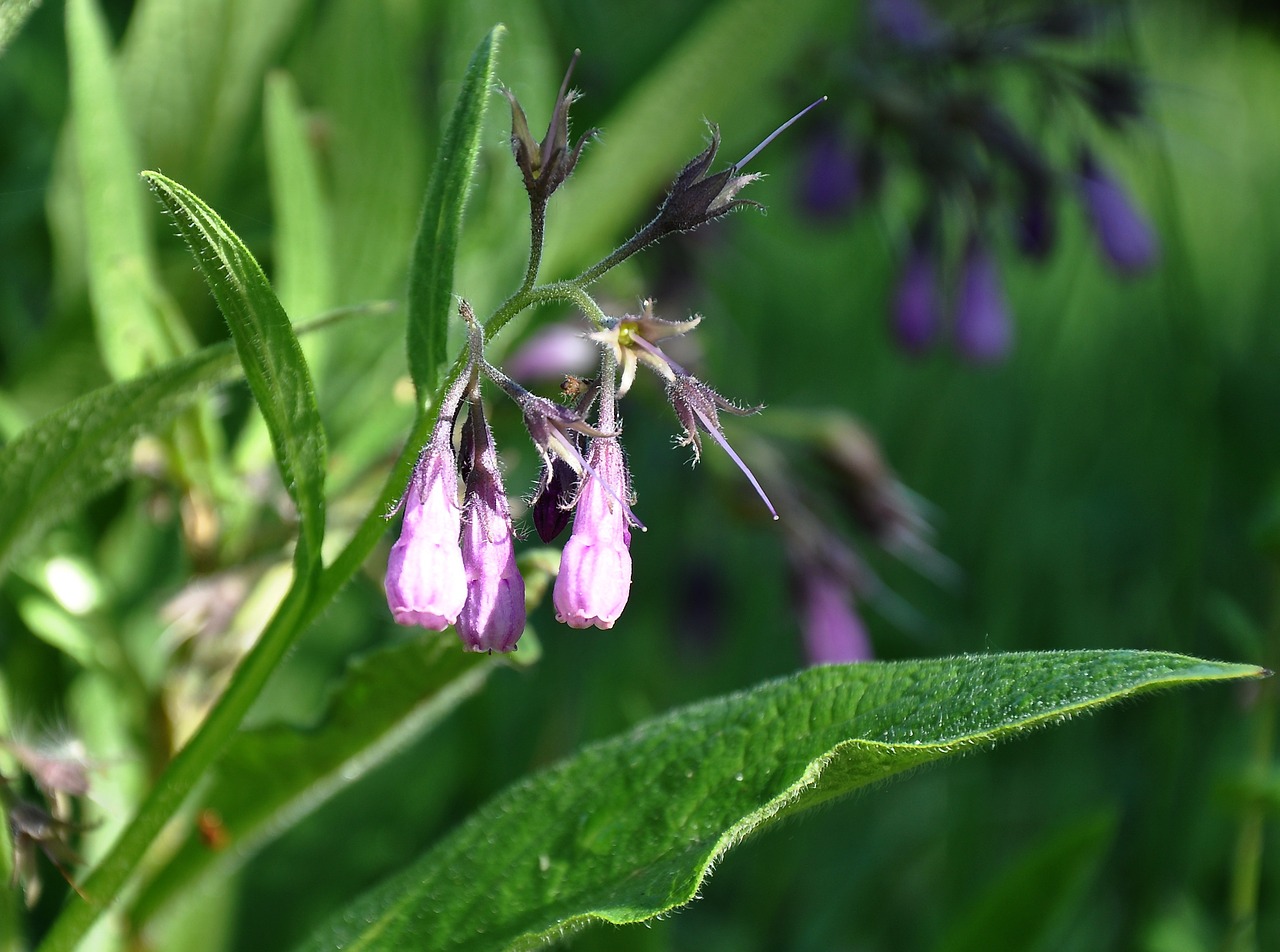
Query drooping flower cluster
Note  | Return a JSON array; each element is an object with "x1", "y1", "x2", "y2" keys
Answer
[
  {"x1": 384, "y1": 58, "x2": 819, "y2": 650},
  {"x1": 794, "y1": 0, "x2": 1160, "y2": 362}
]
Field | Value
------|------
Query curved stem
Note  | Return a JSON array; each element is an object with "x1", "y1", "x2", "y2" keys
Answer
[
  {"x1": 571, "y1": 218, "x2": 662, "y2": 288},
  {"x1": 521, "y1": 199, "x2": 548, "y2": 293}
]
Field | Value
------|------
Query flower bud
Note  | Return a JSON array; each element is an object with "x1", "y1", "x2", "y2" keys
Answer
[
  {"x1": 892, "y1": 246, "x2": 941, "y2": 354},
  {"x1": 1077, "y1": 149, "x2": 1158, "y2": 276},
  {"x1": 385, "y1": 431, "x2": 468, "y2": 630},
  {"x1": 553, "y1": 437, "x2": 633, "y2": 630},
  {"x1": 954, "y1": 239, "x2": 1013, "y2": 363}
]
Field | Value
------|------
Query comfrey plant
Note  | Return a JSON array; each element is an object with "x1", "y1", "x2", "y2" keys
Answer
[
  {"x1": 1, "y1": 17, "x2": 1265, "y2": 952},
  {"x1": 798, "y1": 0, "x2": 1161, "y2": 361},
  {"x1": 384, "y1": 56, "x2": 810, "y2": 651}
]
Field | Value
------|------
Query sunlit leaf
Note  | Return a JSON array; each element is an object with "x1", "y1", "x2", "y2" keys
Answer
[
  {"x1": 299, "y1": 651, "x2": 1263, "y2": 952},
  {"x1": 65, "y1": 0, "x2": 191, "y2": 379},
  {"x1": 0, "y1": 0, "x2": 41, "y2": 57},
  {"x1": 143, "y1": 171, "x2": 327, "y2": 567},
  {"x1": 406, "y1": 25, "x2": 502, "y2": 398},
  {"x1": 265, "y1": 69, "x2": 334, "y2": 323}
]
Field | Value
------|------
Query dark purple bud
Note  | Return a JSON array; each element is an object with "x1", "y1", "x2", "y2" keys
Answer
[
  {"x1": 652, "y1": 99, "x2": 825, "y2": 237},
  {"x1": 501, "y1": 50, "x2": 595, "y2": 204},
  {"x1": 954, "y1": 240, "x2": 1013, "y2": 364},
  {"x1": 892, "y1": 246, "x2": 941, "y2": 354},
  {"x1": 1077, "y1": 150, "x2": 1158, "y2": 276},
  {"x1": 1079, "y1": 66, "x2": 1144, "y2": 128},
  {"x1": 1015, "y1": 187, "x2": 1056, "y2": 261},
  {"x1": 533, "y1": 453, "x2": 577, "y2": 543},
  {"x1": 797, "y1": 128, "x2": 860, "y2": 219}
]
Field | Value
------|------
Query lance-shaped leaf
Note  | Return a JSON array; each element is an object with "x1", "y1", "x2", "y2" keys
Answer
[
  {"x1": 298, "y1": 651, "x2": 1264, "y2": 952},
  {"x1": 143, "y1": 171, "x2": 327, "y2": 567},
  {"x1": 406, "y1": 25, "x2": 502, "y2": 399},
  {"x1": 131, "y1": 633, "x2": 538, "y2": 926},
  {"x1": 0, "y1": 343, "x2": 239, "y2": 577},
  {"x1": 67, "y1": 0, "x2": 192, "y2": 379}
]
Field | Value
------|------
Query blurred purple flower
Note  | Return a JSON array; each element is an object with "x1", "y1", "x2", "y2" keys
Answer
[
  {"x1": 457, "y1": 405, "x2": 526, "y2": 652},
  {"x1": 870, "y1": 0, "x2": 942, "y2": 47},
  {"x1": 892, "y1": 246, "x2": 941, "y2": 354},
  {"x1": 502, "y1": 323, "x2": 597, "y2": 383},
  {"x1": 553, "y1": 437, "x2": 634, "y2": 630},
  {"x1": 385, "y1": 430, "x2": 467, "y2": 630},
  {"x1": 954, "y1": 240, "x2": 1013, "y2": 364},
  {"x1": 797, "y1": 129, "x2": 860, "y2": 219},
  {"x1": 797, "y1": 569, "x2": 873, "y2": 665},
  {"x1": 1078, "y1": 150, "x2": 1158, "y2": 275}
]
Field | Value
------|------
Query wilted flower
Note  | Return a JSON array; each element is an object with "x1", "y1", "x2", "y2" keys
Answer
[
  {"x1": 457, "y1": 403, "x2": 526, "y2": 652},
  {"x1": 502, "y1": 50, "x2": 594, "y2": 204},
  {"x1": 1, "y1": 729, "x2": 95, "y2": 823},
  {"x1": 554, "y1": 436, "x2": 635, "y2": 630},
  {"x1": 533, "y1": 453, "x2": 578, "y2": 543},
  {"x1": 650, "y1": 99, "x2": 826, "y2": 238},
  {"x1": 1077, "y1": 149, "x2": 1158, "y2": 275},
  {"x1": 592, "y1": 301, "x2": 777, "y2": 518},
  {"x1": 953, "y1": 239, "x2": 1013, "y2": 363},
  {"x1": 385, "y1": 421, "x2": 468, "y2": 631},
  {"x1": 2, "y1": 778, "x2": 88, "y2": 908}
]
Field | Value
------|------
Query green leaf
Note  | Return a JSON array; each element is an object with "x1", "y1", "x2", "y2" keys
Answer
[
  {"x1": 0, "y1": 343, "x2": 239, "y2": 577},
  {"x1": 934, "y1": 811, "x2": 1116, "y2": 952},
  {"x1": 542, "y1": 0, "x2": 840, "y2": 277},
  {"x1": 66, "y1": 0, "x2": 192, "y2": 379},
  {"x1": 265, "y1": 69, "x2": 335, "y2": 323},
  {"x1": 118, "y1": 0, "x2": 310, "y2": 195},
  {"x1": 406, "y1": 25, "x2": 502, "y2": 399},
  {"x1": 131, "y1": 635, "x2": 508, "y2": 925},
  {"x1": 143, "y1": 171, "x2": 327, "y2": 566},
  {"x1": 0, "y1": 0, "x2": 41, "y2": 57},
  {"x1": 298, "y1": 651, "x2": 1264, "y2": 952}
]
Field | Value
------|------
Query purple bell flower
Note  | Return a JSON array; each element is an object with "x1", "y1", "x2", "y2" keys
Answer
[
  {"x1": 385, "y1": 428, "x2": 468, "y2": 630},
  {"x1": 457, "y1": 404, "x2": 526, "y2": 652},
  {"x1": 1077, "y1": 150, "x2": 1158, "y2": 276},
  {"x1": 954, "y1": 240, "x2": 1013, "y2": 364},
  {"x1": 553, "y1": 437, "x2": 634, "y2": 630},
  {"x1": 798, "y1": 570, "x2": 873, "y2": 665}
]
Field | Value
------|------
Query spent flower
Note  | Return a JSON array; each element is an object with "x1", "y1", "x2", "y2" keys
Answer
[{"x1": 502, "y1": 50, "x2": 594, "y2": 204}]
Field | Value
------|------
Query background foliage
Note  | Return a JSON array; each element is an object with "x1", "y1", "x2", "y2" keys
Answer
[{"x1": 0, "y1": 0, "x2": 1277, "y2": 950}]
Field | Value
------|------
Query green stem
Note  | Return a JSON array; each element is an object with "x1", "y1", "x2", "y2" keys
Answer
[
  {"x1": 522, "y1": 199, "x2": 548, "y2": 293},
  {"x1": 571, "y1": 219, "x2": 661, "y2": 288},
  {"x1": 37, "y1": 570, "x2": 314, "y2": 952}
]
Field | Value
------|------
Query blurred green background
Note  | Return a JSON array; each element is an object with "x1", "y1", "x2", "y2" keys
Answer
[{"x1": 1, "y1": 0, "x2": 1278, "y2": 950}]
